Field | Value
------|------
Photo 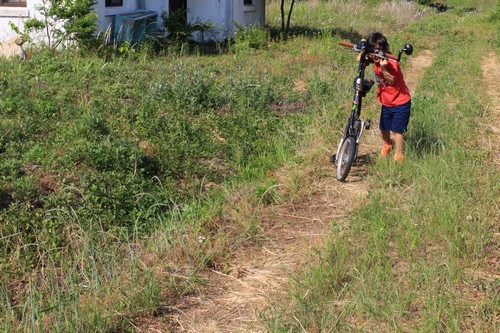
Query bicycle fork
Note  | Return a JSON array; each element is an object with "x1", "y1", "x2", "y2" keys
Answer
[{"x1": 331, "y1": 118, "x2": 368, "y2": 163}]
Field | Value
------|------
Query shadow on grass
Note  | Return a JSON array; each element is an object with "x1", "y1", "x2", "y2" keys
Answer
[
  {"x1": 164, "y1": 26, "x2": 365, "y2": 56},
  {"x1": 406, "y1": 127, "x2": 444, "y2": 158},
  {"x1": 355, "y1": 153, "x2": 376, "y2": 165},
  {"x1": 269, "y1": 25, "x2": 364, "y2": 42},
  {"x1": 341, "y1": 153, "x2": 375, "y2": 182}
]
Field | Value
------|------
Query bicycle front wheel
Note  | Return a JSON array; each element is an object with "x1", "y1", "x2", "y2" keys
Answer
[{"x1": 336, "y1": 136, "x2": 357, "y2": 181}]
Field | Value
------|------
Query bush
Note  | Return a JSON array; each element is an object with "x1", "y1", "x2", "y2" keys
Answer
[
  {"x1": 160, "y1": 9, "x2": 212, "y2": 44},
  {"x1": 14, "y1": 0, "x2": 98, "y2": 49},
  {"x1": 233, "y1": 25, "x2": 270, "y2": 52}
]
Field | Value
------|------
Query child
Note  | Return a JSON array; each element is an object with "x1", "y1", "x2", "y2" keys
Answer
[{"x1": 367, "y1": 32, "x2": 411, "y2": 161}]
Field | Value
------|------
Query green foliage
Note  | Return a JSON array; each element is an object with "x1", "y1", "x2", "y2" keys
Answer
[
  {"x1": 116, "y1": 40, "x2": 137, "y2": 57},
  {"x1": 415, "y1": 0, "x2": 433, "y2": 5},
  {"x1": 491, "y1": 3, "x2": 500, "y2": 21},
  {"x1": 0, "y1": 46, "x2": 295, "y2": 265},
  {"x1": 233, "y1": 24, "x2": 270, "y2": 52},
  {"x1": 160, "y1": 9, "x2": 212, "y2": 43},
  {"x1": 23, "y1": 0, "x2": 98, "y2": 49}
]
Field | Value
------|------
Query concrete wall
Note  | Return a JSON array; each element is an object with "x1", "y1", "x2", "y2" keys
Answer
[
  {"x1": 188, "y1": 0, "x2": 265, "y2": 41},
  {"x1": 94, "y1": 0, "x2": 140, "y2": 37},
  {"x1": 0, "y1": 0, "x2": 160, "y2": 42},
  {"x1": 188, "y1": 0, "x2": 232, "y2": 41},
  {"x1": 0, "y1": 0, "x2": 39, "y2": 41},
  {"x1": 233, "y1": 0, "x2": 265, "y2": 28}
]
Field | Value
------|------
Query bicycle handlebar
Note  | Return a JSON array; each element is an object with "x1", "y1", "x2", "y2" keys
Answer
[{"x1": 339, "y1": 41, "x2": 399, "y2": 61}]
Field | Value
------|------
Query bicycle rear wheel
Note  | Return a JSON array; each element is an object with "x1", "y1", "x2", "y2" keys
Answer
[{"x1": 336, "y1": 136, "x2": 357, "y2": 181}]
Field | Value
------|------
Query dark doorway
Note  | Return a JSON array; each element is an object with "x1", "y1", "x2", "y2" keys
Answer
[{"x1": 169, "y1": 0, "x2": 187, "y2": 24}]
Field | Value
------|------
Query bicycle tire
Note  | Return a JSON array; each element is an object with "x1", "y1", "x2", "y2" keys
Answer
[{"x1": 336, "y1": 136, "x2": 357, "y2": 181}]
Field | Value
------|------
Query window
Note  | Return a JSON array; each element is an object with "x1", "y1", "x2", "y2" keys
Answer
[
  {"x1": 244, "y1": 0, "x2": 256, "y2": 12},
  {"x1": 105, "y1": 0, "x2": 123, "y2": 7},
  {"x1": 0, "y1": 0, "x2": 27, "y2": 7}
]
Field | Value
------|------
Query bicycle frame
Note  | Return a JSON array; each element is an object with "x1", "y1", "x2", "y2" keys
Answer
[{"x1": 334, "y1": 47, "x2": 373, "y2": 160}]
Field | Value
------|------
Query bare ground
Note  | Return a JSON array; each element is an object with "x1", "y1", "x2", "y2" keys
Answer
[
  {"x1": 136, "y1": 51, "x2": 436, "y2": 332},
  {"x1": 480, "y1": 52, "x2": 500, "y2": 168},
  {"x1": 477, "y1": 52, "x2": 500, "y2": 282}
]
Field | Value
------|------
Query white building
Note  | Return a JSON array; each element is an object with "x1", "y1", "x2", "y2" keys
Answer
[{"x1": 0, "y1": 0, "x2": 265, "y2": 43}]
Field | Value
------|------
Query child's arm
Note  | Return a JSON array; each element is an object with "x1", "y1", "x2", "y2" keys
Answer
[{"x1": 379, "y1": 59, "x2": 396, "y2": 86}]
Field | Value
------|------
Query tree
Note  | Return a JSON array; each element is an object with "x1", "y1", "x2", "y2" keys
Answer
[
  {"x1": 22, "y1": 0, "x2": 98, "y2": 49},
  {"x1": 280, "y1": 0, "x2": 296, "y2": 38}
]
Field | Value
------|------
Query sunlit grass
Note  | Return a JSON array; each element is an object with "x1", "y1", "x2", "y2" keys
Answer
[
  {"x1": 263, "y1": 2, "x2": 498, "y2": 332},
  {"x1": 1, "y1": 1, "x2": 498, "y2": 331}
]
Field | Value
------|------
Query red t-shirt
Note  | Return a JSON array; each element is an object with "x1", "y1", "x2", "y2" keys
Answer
[{"x1": 373, "y1": 60, "x2": 410, "y2": 107}]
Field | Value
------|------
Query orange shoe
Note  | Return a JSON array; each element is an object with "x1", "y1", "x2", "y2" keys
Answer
[
  {"x1": 380, "y1": 140, "x2": 394, "y2": 157},
  {"x1": 394, "y1": 152, "x2": 405, "y2": 162}
]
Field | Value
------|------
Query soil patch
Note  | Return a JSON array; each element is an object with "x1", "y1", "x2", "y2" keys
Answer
[
  {"x1": 480, "y1": 52, "x2": 500, "y2": 164},
  {"x1": 405, "y1": 49, "x2": 434, "y2": 95},
  {"x1": 477, "y1": 52, "x2": 500, "y2": 283}
]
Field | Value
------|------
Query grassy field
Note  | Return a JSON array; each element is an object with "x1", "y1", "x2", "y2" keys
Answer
[
  {"x1": 265, "y1": 1, "x2": 499, "y2": 332},
  {"x1": 1, "y1": 0, "x2": 498, "y2": 331}
]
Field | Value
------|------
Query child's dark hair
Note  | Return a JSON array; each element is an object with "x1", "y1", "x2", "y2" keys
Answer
[{"x1": 367, "y1": 32, "x2": 389, "y2": 52}]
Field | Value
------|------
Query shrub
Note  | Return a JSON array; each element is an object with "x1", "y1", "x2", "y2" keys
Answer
[
  {"x1": 15, "y1": 0, "x2": 98, "y2": 49},
  {"x1": 160, "y1": 9, "x2": 212, "y2": 44}
]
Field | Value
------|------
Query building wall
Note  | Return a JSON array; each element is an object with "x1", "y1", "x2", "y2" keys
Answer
[
  {"x1": 0, "y1": 0, "x2": 161, "y2": 42},
  {"x1": 188, "y1": 0, "x2": 265, "y2": 41},
  {"x1": 233, "y1": 0, "x2": 265, "y2": 28},
  {"x1": 0, "y1": 0, "x2": 264, "y2": 43},
  {"x1": 94, "y1": 0, "x2": 140, "y2": 37},
  {"x1": 0, "y1": 0, "x2": 38, "y2": 41},
  {"x1": 188, "y1": 0, "x2": 231, "y2": 41}
]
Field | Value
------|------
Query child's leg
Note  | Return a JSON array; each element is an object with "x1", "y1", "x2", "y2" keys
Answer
[
  {"x1": 388, "y1": 100, "x2": 411, "y2": 161},
  {"x1": 379, "y1": 105, "x2": 394, "y2": 157},
  {"x1": 379, "y1": 129, "x2": 394, "y2": 157},
  {"x1": 392, "y1": 131, "x2": 404, "y2": 155},
  {"x1": 392, "y1": 132, "x2": 405, "y2": 161},
  {"x1": 380, "y1": 129, "x2": 392, "y2": 143}
]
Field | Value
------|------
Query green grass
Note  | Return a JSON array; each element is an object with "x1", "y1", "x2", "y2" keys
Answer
[
  {"x1": 1, "y1": 8, "x2": 332, "y2": 330},
  {"x1": 265, "y1": 2, "x2": 499, "y2": 332},
  {"x1": 1, "y1": 0, "x2": 498, "y2": 331}
]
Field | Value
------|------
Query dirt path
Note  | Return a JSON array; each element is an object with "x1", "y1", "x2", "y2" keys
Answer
[
  {"x1": 480, "y1": 52, "x2": 500, "y2": 166},
  {"x1": 405, "y1": 49, "x2": 434, "y2": 96},
  {"x1": 478, "y1": 52, "x2": 500, "y2": 283},
  {"x1": 155, "y1": 143, "x2": 372, "y2": 332},
  {"x1": 136, "y1": 50, "x2": 436, "y2": 333}
]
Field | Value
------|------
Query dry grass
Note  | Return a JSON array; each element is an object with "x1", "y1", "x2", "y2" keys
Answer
[
  {"x1": 157, "y1": 59, "x2": 387, "y2": 330},
  {"x1": 376, "y1": 0, "x2": 429, "y2": 29}
]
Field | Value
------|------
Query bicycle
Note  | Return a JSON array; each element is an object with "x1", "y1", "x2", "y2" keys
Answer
[{"x1": 330, "y1": 39, "x2": 413, "y2": 181}]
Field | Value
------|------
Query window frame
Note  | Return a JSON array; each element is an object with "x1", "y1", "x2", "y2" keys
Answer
[
  {"x1": 0, "y1": 0, "x2": 27, "y2": 7},
  {"x1": 244, "y1": 0, "x2": 256, "y2": 13},
  {"x1": 105, "y1": 0, "x2": 123, "y2": 7}
]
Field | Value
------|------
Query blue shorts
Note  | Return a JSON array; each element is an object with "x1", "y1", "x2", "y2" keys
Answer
[{"x1": 379, "y1": 100, "x2": 411, "y2": 133}]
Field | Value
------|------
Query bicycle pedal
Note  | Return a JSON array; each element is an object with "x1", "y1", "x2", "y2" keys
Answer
[
  {"x1": 365, "y1": 119, "x2": 371, "y2": 130},
  {"x1": 330, "y1": 154, "x2": 336, "y2": 163}
]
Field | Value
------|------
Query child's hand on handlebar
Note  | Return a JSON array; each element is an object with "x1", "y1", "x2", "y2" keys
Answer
[
  {"x1": 357, "y1": 53, "x2": 375, "y2": 64},
  {"x1": 379, "y1": 58, "x2": 388, "y2": 67}
]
